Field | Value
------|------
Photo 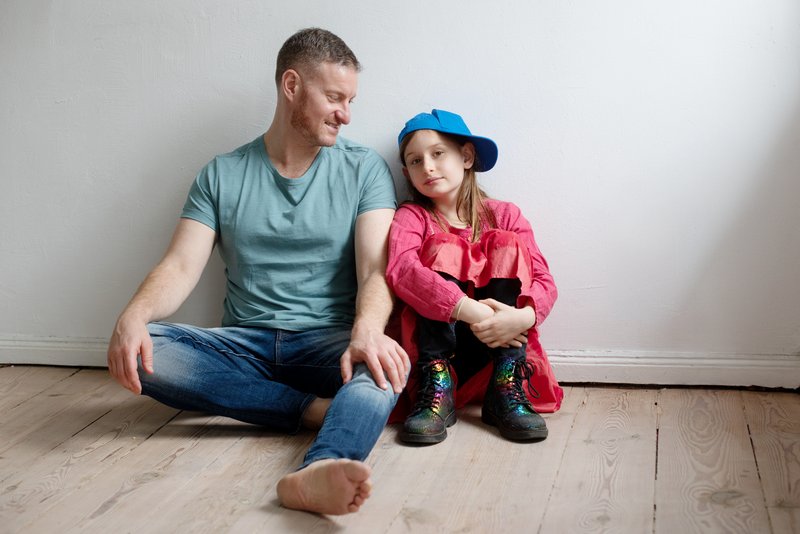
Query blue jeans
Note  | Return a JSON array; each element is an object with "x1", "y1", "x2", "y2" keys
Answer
[{"x1": 141, "y1": 322, "x2": 399, "y2": 469}]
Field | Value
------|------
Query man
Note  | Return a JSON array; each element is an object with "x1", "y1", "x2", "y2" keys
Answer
[{"x1": 107, "y1": 28, "x2": 409, "y2": 515}]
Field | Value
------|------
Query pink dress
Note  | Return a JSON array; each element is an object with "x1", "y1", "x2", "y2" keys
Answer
[{"x1": 386, "y1": 200, "x2": 563, "y2": 422}]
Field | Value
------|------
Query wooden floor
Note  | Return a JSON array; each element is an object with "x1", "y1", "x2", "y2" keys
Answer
[{"x1": 0, "y1": 366, "x2": 798, "y2": 533}]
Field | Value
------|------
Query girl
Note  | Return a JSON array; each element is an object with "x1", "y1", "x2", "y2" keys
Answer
[{"x1": 386, "y1": 109, "x2": 562, "y2": 444}]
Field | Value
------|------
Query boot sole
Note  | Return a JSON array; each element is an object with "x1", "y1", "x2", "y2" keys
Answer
[
  {"x1": 481, "y1": 412, "x2": 548, "y2": 441},
  {"x1": 399, "y1": 412, "x2": 457, "y2": 444}
]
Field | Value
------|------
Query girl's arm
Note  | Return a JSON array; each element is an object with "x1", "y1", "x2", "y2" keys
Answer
[
  {"x1": 470, "y1": 201, "x2": 557, "y2": 347},
  {"x1": 386, "y1": 205, "x2": 471, "y2": 323},
  {"x1": 503, "y1": 202, "x2": 558, "y2": 327}
]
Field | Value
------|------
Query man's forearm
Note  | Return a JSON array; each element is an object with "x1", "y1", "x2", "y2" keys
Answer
[
  {"x1": 117, "y1": 218, "x2": 216, "y2": 326},
  {"x1": 118, "y1": 262, "x2": 198, "y2": 325},
  {"x1": 352, "y1": 271, "x2": 394, "y2": 333}
]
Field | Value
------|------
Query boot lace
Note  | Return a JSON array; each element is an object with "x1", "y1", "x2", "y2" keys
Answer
[
  {"x1": 412, "y1": 360, "x2": 449, "y2": 413},
  {"x1": 514, "y1": 360, "x2": 540, "y2": 400}
]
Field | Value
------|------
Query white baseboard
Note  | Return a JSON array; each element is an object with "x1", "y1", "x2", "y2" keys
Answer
[
  {"x1": 0, "y1": 335, "x2": 108, "y2": 367},
  {"x1": 548, "y1": 349, "x2": 800, "y2": 389},
  {"x1": 1, "y1": 336, "x2": 798, "y2": 389}
]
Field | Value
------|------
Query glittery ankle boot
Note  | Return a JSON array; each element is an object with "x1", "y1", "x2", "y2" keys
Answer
[
  {"x1": 400, "y1": 358, "x2": 456, "y2": 444},
  {"x1": 481, "y1": 349, "x2": 548, "y2": 441}
]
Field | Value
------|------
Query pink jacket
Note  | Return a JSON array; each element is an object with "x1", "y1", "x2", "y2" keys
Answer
[{"x1": 386, "y1": 200, "x2": 563, "y2": 418}]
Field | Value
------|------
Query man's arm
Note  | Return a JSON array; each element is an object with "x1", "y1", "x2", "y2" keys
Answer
[
  {"x1": 340, "y1": 208, "x2": 410, "y2": 393},
  {"x1": 107, "y1": 218, "x2": 216, "y2": 394}
]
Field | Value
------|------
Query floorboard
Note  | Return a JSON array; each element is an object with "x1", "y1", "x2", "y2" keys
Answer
[
  {"x1": 743, "y1": 390, "x2": 800, "y2": 533},
  {"x1": 655, "y1": 389, "x2": 771, "y2": 533},
  {"x1": 540, "y1": 388, "x2": 658, "y2": 533},
  {"x1": 0, "y1": 366, "x2": 77, "y2": 413}
]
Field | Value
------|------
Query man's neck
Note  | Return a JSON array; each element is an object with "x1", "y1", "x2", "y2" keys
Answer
[{"x1": 263, "y1": 126, "x2": 322, "y2": 179}]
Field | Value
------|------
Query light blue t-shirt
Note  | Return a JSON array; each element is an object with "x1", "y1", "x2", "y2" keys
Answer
[{"x1": 181, "y1": 135, "x2": 397, "y2": 330}]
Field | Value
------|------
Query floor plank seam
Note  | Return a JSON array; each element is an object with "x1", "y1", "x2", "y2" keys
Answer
[
  {"x1": 535, "y1": 387, "x2": 584, "y2": 534},
  {"x1": 147, "y1": 409, "x2": 184, "y2": 442},
  {"x1": 652, "y1": 389, "x2": 662, "y2": 534},
  {"x1": 742, "y1": 394, "x2": 776, "y2": 534},
  {"x1": 69, "y1": 409, "x2": 113, "y2": 441}
]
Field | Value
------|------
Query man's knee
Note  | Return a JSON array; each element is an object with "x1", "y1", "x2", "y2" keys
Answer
[
  {"x1": 345, "y1": 365, "x2": 400, "y2": 406},
  {"x1": 138, "y1": 323, "x2": 199, "y2": 389}
]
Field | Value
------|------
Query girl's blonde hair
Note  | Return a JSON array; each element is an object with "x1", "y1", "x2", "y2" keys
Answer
[{"x1": 400, "y1": 131, "x2": 497, "y2": 242}]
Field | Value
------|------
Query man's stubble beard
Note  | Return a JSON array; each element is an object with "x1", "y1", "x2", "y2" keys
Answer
[{"x1": 290, "y1": 90, "x2": 335, "y2": 148}]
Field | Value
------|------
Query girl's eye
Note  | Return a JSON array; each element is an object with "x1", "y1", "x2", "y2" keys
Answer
[{"x1": 409, "y1": 158, "x2": 421, "y2": 166}]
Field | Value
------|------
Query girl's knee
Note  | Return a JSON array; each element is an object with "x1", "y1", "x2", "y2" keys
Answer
[
  {"x1": 480, "y1": 230, "x2": 531, "y2": 283},
  {"x1": 419, "y1": 232, "x2": 467, "y2": 268},
  {"x1": 483, "y1": 229, "x2": 525, "y2": 251}
]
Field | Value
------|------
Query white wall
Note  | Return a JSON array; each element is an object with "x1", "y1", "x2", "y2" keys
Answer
[{"x1": 2, "y1": 0, "x2": 798, "y2": 387}]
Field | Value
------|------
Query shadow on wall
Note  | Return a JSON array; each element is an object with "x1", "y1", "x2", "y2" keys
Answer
[{"x1": 668, "y1": 101, "x2": 800, "y2": 357}]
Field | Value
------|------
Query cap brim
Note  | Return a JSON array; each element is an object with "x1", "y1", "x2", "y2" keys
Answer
[{"x1": 465, "y1": 136, "x2": 498, "y2": 172}]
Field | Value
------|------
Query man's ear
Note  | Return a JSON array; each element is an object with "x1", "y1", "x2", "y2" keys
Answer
[
  {"x1": 461, "y1": 142, "x2": 476, "y2": 170},
  {"x1": 281, "y1": 69, "x2": 301, "y2": 101}
]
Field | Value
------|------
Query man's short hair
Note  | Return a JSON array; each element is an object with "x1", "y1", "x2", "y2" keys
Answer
[{"x1": 275, "y1": 28, "x2": 361, "y2": 85}]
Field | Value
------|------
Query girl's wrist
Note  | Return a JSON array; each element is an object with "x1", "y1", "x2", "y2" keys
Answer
[
  {"x1": 454, "y1": 297, "x2": 493, "y2": 324},
  {"x1": 519, "y1": 305, "x2": 536, "y2": 330},
  {"x1": 452, "y1": 297, "x2": 467, "y2": 322}
]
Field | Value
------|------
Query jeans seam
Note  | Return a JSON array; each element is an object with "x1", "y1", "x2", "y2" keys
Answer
[
  {"x1": 172, "y1": 334, "x2": 257, "y2": 363},
  {"x1": 275, "y1": 330, "x2": 282, "y2": 381}
]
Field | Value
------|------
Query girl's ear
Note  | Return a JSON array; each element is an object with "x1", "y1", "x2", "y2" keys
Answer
[
  {"x1": 461, "y1": 142, "x2": 476, "y2": 170},
  {"x1": 402, "y1": 167, "x2": 410, "y2": 179},
  {"x1": 281, "y1": 69, "x2": 301, "y2": 101}
]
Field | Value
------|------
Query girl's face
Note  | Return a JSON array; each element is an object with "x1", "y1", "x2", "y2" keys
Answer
[{"x1": 402, "y1": 130, "x2": 475, "y2": 206}]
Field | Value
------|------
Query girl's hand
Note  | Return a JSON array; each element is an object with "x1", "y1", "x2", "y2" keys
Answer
[
  {"x1": 470, "y1": 299, "x2": 535, "y2": 348},
  {"x1": 502, "y1": 332, "x2": 529, "y2": 349}
]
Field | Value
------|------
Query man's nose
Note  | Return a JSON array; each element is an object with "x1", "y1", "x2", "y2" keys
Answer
[{"x1": 335, "y1": 103, "x2": 351, "y2": 125}]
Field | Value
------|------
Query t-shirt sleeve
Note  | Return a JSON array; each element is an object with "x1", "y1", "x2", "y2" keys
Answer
[
  {"x1": 181, "y1": 160, "x2": 219, "y2": 232},
  {"x1": 357, "y1": 150, "x2": 398, "y2": 215}
]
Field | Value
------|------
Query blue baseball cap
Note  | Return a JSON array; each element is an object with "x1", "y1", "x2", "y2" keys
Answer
[{"x1": 397, "y1": 109, "x2": 498, "y2": 172}]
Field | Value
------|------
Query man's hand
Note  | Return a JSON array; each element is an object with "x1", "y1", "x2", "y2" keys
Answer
[
  {"x1": 107, "y1": 314, "x2": 154, "y2": 394},
  {"x1": 470, "y1": 299, "x2": 535, "y2": 348},
  {"x1": 340, "y1": 325, "x2": 410, "y2": 394}
]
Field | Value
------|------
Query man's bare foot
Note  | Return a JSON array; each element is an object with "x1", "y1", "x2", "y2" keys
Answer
[
  {"x1": 301, "y1": 397, "x2": 332, "y2": 430},
  {"x1": 276, "y1": 459, "x2": 372, "y2": 515}
]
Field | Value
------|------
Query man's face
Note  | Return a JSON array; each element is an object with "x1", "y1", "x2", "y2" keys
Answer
[{"x1": 290, "y1": 62, "x2": 358, "y2": 147}]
